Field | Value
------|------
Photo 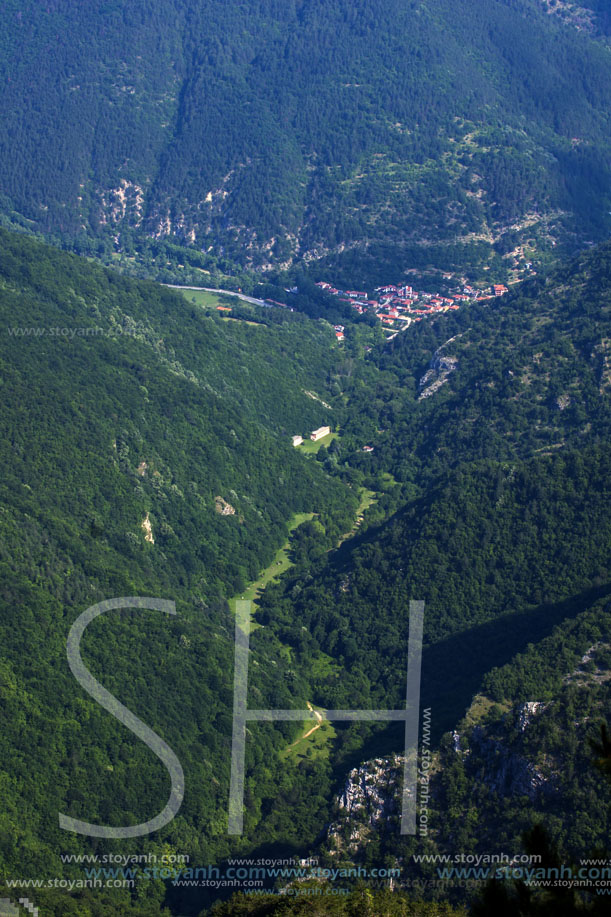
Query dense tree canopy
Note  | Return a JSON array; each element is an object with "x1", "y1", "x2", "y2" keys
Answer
[{"x1": 0, "y1": 0, "x2": 610, "y2": 280}]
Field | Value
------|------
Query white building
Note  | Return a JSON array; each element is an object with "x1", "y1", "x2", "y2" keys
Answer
[
  {"x1": 292, "y1": 435, "x2": 303, "y2": 447},
  {"x1": 310, "y1": 426, "x2": 331, "y2": 442}
]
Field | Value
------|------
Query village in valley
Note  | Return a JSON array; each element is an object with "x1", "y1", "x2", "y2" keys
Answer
[
  {"x1": 316, "y1": 276, "x2": 516, "y2": 341},
  {"x1": 289, "y1": 273, "x2": 522, "y2": 450}
]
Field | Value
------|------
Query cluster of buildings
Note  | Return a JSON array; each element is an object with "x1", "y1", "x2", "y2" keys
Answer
[
  {"x1": 316, "y1": 279, "x2": 510, "y2": 337},
  {"x1": 292, "y1": 425, "x2": 331, "y2": 447}
]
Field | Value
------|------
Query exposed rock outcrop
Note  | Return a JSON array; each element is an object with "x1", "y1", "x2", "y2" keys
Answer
[
  {"x1": 327, "y1": 755, "x2": 409, "y2": 854},
  {"x1": 215, "y1": 496, "x2": 236, "y2": 516}
]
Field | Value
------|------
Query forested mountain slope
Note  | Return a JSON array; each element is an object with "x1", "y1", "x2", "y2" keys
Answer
[
  {"x1": 0, "y1": 231, "x2": 610, "y2": 915},
  {"x1": 434, "y1": 599, "x2": 611, "y2": 856},
  {"x1": 262, "y1": 241, "x2": 611, "y2": 681},
  {"x1": 1, "y1": 0, "x2": 610, "y2": 278},
  {"x1": 312, "y1": 597, "x2": 611, "y2": 896},
  {"x1": 337, "y1": 240, "x2": 611, "y2": 480},
  {"x1": 0, "y1": 230, "x2": 357, "y2": 915},
  {"x1": 252, "y1": 241, "x2": 611, "y2": 869}
]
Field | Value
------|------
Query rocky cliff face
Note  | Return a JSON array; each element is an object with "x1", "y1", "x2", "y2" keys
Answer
[
  {"x1": 463, "y1": 723, "x2": 555, "y2": 802},
  {"x1": 418, "y1": 335, "x2": 463, "y2": 400},
  {"x1": 327, "y1": 754, "x2": 407, "y2": 854},
  {"x1": 449, "y1": 698, "x2": 558, "y2": 803},
  {"x1": 325, "y1": 700, "x2": 557, "y2": 860}
]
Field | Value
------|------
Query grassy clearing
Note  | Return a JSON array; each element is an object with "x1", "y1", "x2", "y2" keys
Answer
[
  {"x1": 228, "y1": 489, "x2": 376, "y2": 764},
  {"x1": 463, "y1": 693, "x2": 513, "y2": 729},
  {"x1": 182, "y1": 289, "x2": 227, "y2": 309},
  {"x1": 337, "y1": 486, "x2": 378, "y2": 546},
  {"x1": 179, "y1": 288, "x2": 265, "y2": 325},
  {"x1": 228, "y1": 512, "x2": 315, "y2": 614},
  {"x1": 221, "y1": 317, "x2": 262, "y2": 326},
  {"x1": 296, "y1": 431, "x2": 337, "y2": 454},
  {"x1": 281, "y1": 703, "x2": 337, "y2": 763},
  {"x1": 357, "y1": 487, "x2": 377, "y2": 514}
]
